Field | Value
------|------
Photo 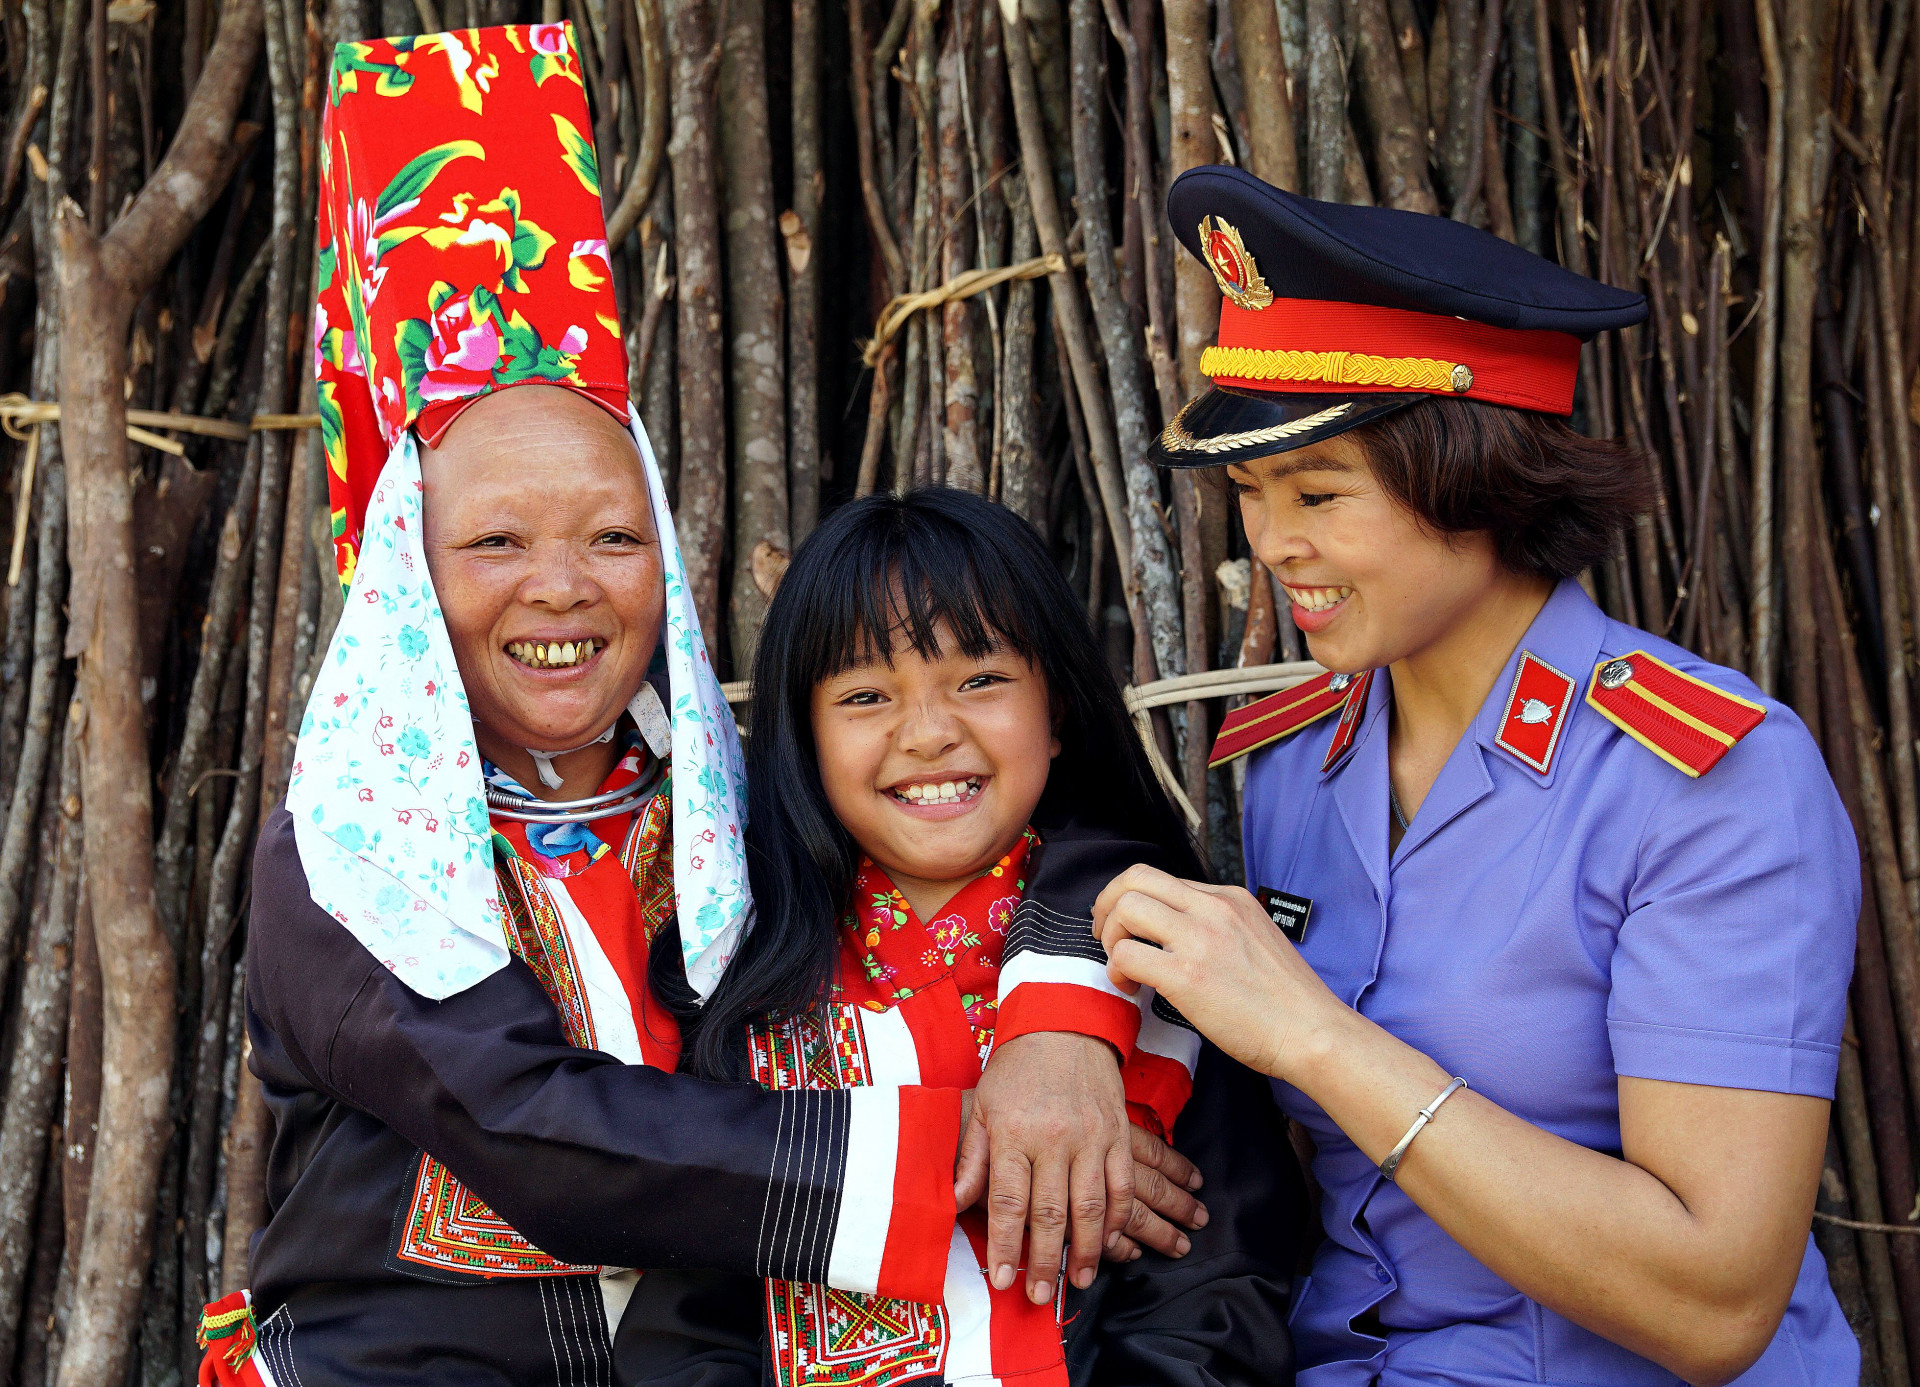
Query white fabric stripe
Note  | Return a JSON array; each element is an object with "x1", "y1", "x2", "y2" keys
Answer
[
  {"x1": 860, "y1": 1004, "x2": 922, "y2": 1087},
  {"x1": 998, "y1": 948, "x2": 1132, "y2": 1002},
  {"x1": 826, "y1": 1087, "x2": 900, "y2": 1295},
  {"x1": 941, "y1": 1225, "x2": 1000, "y2": 1386},
  {"x1": 1133, "y1": 986, "x2": 1202, "y2": 1074},
  {"x1": 541, "y1": 878, "x2": 644, "y2": 1065},
  {"x1": 598, "y1": 1268, "x2": 640, "y2": 1336}
]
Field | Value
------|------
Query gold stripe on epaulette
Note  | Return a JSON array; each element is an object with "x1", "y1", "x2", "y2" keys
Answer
[
  {"x1": 1160, "y1": 398, "x2": 1353, "y2": 456},
  {"x1": 1200, "y1": 346, "x2": 1473, "y2": 394}
]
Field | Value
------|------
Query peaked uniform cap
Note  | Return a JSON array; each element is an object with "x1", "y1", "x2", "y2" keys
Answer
[
  {"x1": 1151, "y1": 166, "x2": 1650, "y2": 466},
  {"x1": 317, "y1": 22, "x2": 629, "y2": 590}
]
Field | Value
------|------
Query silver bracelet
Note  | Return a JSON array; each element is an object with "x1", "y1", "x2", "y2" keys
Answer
[{"x1": 1379, "y1": 1076, "x2": 1468, "y2": 1183}]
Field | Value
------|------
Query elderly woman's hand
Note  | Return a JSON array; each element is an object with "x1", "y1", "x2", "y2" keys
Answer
[
  {"x1": 1093, "y1": 864, "x2": 1345, "y2": 1082},
  {"x1": 951, "y1": 1032, "x2": 1206, "y2": 1303}
]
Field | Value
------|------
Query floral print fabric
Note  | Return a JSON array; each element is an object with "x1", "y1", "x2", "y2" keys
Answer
[
  {"x1": 291, "y1": 22, "x2": 748, "y2": 1001},
  {"x1": 844, "y1": 831, "x2": 1035, "y2": 1053},
  {"x1": 315, "y1": 22, "x2": 629, "y2": 590}
]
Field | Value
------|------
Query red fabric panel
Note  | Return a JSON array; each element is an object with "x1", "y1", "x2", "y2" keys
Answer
[
  {"x1": 958, "y1": 1215, "x2": 1071, "y2": 1387},
  {"x1": 1123, "y1": 1050, "x2": 1196, "y2": 1141},
  {"x1": 901, "y1": 983, "x2": 986, "y2": 1087},
  {"x1": 876, "y1": 1086, "x2": 964, "y2": 1302},
  {"x1": 995, "y1": 984, "x2": 1142, "y2": 1059}
]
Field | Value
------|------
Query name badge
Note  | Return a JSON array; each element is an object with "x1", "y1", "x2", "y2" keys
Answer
[{"x1": 1256, "y1": 887, "x2": 1312, "y2": 944}]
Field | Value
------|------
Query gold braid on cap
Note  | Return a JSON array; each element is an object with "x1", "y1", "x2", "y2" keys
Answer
[
  {"x1": 1200, "y1": 346, "x2": 1473, "y2": 394},
  {"x1": 1158, "y1": 399, "x2": 1354, "y2": 456}
]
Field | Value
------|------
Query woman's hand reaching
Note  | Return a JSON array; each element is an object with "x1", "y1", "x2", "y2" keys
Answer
[{"x1": 1092, "y1": 864, "x2": 1342, "y2": 1081}]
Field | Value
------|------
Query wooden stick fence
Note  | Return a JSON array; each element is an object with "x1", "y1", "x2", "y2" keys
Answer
[{"x1": 3, "y1": 0, "x2": 1920, "y2": 1380}]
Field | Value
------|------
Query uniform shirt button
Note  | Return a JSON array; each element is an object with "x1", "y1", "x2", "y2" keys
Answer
[{"x1": 1373, "y1": 1265, "x2": 1391, "y2": 1283}]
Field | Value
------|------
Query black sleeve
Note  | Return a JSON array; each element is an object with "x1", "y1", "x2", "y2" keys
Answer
[
  {"x1": 612, "y1": 1269, "x2": 767, "y2": 1387},
  {"x1": 247, "y1": 808, "x2": 949, "y2": 1288},
  {"x1": 1064, "y1": 1042, "x2": 1303, "y2": 1387}
]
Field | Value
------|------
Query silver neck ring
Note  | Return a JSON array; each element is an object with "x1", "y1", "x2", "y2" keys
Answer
[{"x1": 484, "y1": 757, "x2": 666, "y2": 824}]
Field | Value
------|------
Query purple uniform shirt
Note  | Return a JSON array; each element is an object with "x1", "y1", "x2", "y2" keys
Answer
[{"x1": 1241, "y1": 579, "x2": 1859, "y2": 1385}]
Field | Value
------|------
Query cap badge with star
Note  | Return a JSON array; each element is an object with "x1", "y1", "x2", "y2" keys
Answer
[
  {"x1": 1150, "y1": 166, "x2": 1652, "y2": 467},
  {"x1": 1201, "y1": 215, "x2": 1273, "y2": 310}
]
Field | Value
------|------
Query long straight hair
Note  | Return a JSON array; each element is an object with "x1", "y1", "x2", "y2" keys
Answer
[{"x1": 671, "y1": 487, "x2": 1201, "y2": 1080}]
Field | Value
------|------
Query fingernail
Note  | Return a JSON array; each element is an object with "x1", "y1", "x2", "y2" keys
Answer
[
  {"x1": 1174, "y1": 1235, "x2": 1191, "y2": 1256},
  {"x1": 992, "y1": 1265, "x2": 1014, "y2": 1290},
  {"x1": 1032, "y1": 1281, "x2": 1053, "y2": 1304},
  {"x1": 1193, "y1": 1204, "x2": 1209, "y2": 1228},
  {"x1": 1073, "y1": 1267, "x2": 1095, "y2": 1289},
  {"x1": 1129, "y1": 1247, "x2": 1143, "y2": 1261},
  {"x1": 1187, "y1": 1172, "x2": 1204, "y2": 1190},
  {"x1": 1105, "y1": 1230, "x2": 1120, "y2": 1249}
]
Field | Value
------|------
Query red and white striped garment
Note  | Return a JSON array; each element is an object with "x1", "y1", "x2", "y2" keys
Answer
[
  {"x1": 752, "y1": 831, "x2": 1201, "y2": 1387},
  {"x1": 202, "y1": 759, "x2": 967, "y2": 1385}
]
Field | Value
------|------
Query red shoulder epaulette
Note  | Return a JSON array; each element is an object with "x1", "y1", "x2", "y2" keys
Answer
[
  {"x1": 1585, "y1": 650, "x2": 1766, "y2": 778},
  {"x1": 1208, "y1": 671, "x2": 1353, "y2": 769}
]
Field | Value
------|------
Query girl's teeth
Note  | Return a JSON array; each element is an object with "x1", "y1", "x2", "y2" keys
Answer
[{"x1": 896, "y1": 777, "x2": 982, "y2": 804}]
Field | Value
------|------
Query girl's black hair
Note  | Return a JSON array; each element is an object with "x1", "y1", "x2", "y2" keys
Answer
[{"x1": 669, "y1": 487, "x2": 1201, "y2": 1081}]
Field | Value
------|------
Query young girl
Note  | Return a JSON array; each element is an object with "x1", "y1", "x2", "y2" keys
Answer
[{"x1": 624, "y1": 488, "x2": 1300, "y2": 1387}]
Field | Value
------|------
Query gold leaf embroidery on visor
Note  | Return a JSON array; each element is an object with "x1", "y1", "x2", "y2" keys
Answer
[
  {"x1": 1158, "y1": 399, "x2": 1354, "y2": 456},
  {"x1": 1199, "y1": 346, "x2": 1473, "y2": 395}
]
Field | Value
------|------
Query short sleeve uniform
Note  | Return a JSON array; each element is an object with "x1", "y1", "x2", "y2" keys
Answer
[{"x1": 1240, "y1": 578, "x2": 1859, "y2": 1385}]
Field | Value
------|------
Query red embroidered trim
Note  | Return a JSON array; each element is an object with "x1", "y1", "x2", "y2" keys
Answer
[
  {"x1": 763, "y1": 1279, "x2": 948, "y2": 1387},
  {"x1": 391, "y1": 792, "x2": 679, "y2": 1281},
  {"x1": 391, "y1": 1151, "x2": 594, "y2": 1279},
  {"x1": 498, "y1": 856, "x2": 599, "y2": 1051}
]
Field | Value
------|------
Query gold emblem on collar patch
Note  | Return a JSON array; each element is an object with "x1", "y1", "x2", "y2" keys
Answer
[{"x1": 1200, "y1": 215, "x2": 1274, "y2": 311}]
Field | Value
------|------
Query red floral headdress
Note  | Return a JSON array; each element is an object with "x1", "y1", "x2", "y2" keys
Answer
[{"x1": 315, "y1": 22, "x2": 629, "y2": 590}]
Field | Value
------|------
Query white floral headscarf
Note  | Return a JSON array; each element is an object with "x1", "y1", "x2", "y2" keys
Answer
[{"x1": 286, "y1": 412, "x2": 749, "y2": 1001}]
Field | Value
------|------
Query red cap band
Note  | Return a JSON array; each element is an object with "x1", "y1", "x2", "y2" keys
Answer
[{"x1": 1209, "y1": 298, "x2": 1583, "y2": 414}]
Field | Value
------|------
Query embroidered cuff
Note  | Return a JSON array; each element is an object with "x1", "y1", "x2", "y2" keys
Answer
[{"x1": 826, "y1": 1085, "x2": 961, "y2": 1301}]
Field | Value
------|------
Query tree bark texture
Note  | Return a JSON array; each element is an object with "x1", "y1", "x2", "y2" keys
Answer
[
  {"x1": 721, "y1": 0, "x2": 788, "y2": 667},
  {"x1": 667, "y1": 0, "x2": 728, "y2": 644}
]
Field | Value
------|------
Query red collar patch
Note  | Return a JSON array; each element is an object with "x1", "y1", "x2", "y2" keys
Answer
[
  {"x1": 1321, "y1": 670, "x2": 1376, "y2": 773},
  {"x1": 1493, "y1": 651, "x2": 1574, "y2": 775}
]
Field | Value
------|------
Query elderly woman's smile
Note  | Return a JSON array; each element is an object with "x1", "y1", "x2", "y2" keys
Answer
[{"x1": 419, "y1": 385, "x2": 665, "y2": 795}]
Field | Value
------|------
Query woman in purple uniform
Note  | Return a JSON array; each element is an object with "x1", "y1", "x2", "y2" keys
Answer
[{"x1": 1096, "y1": 166, "x2": 1861, "y2": 1386}]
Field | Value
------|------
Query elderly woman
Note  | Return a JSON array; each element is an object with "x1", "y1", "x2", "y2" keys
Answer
[{"x1": 198, "y1": 26, "x2": 1198, "y2": 1387}]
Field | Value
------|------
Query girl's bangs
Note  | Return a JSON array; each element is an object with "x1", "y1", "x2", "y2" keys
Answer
[{"x1": 811, "y1": 524, "x2": 1044, "y2": 681}]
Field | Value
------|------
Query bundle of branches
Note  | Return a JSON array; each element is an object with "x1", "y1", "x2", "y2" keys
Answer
[{"x1": 4, "y1": 0, "x2": 1920, "y2": 1380}]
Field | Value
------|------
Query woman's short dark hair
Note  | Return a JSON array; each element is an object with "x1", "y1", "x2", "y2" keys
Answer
[
  {"x1": 666, "y1": 487, "x2": 1201, "y2": 1081},
  {"x1": 1343, "y1": 396, "x2": 1654, "y2": 578}
]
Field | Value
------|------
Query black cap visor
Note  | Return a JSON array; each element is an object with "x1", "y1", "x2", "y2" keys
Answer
[{"x1": 1149, "y1": 386, "x2": 1420, "y2": 469}]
